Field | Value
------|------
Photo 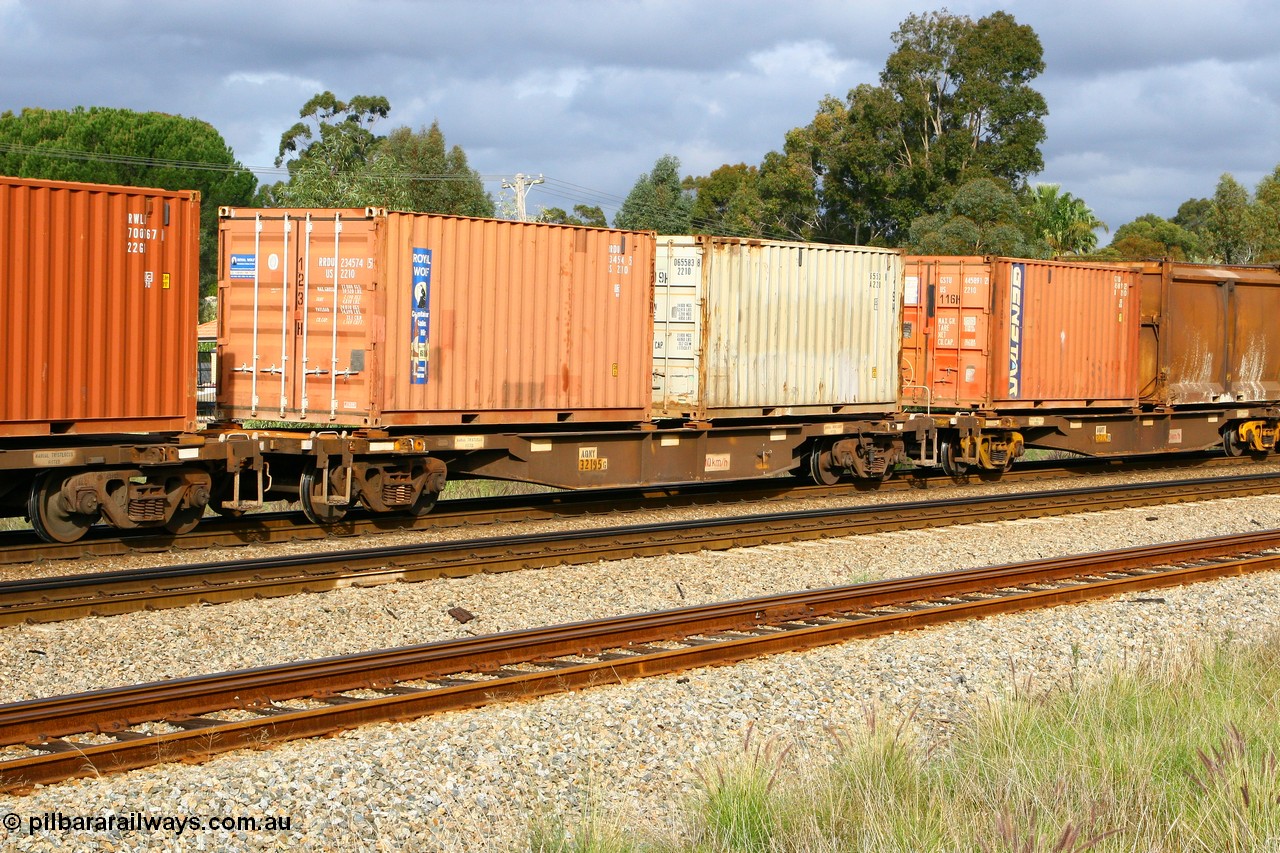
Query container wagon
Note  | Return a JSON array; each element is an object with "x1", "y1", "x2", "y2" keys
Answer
[
  {"x1": 901, "y1": 255, "x2": 1280, "y2": 474},
  {"x1": 216, "y1": 207, "x2": 656, "y2": 520},
  {"x1": 901, "y1": 256, "x2": 1139, "y2": 472},
  {"x1": 0, "y1": 175, "x2": 254, "y2": 542},
  {"x1": 653, "y1": 234, "x2": 919, "y2": 481},
  {"x1": 217, "y1": 214, "x2": 932, "y2": 506}
]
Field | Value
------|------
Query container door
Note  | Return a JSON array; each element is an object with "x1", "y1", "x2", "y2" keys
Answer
[
  {"x1": 221, "y1": 213, "x2": 299, "y2": 420},
  {"x1": 914, "y1": 259, "x2": 990, "y2": 408},
  {"x1": 291, "y1": 213, "x2": 376, "y2": 423},
  {"x1": 221, "y1": 211, "x2": 376, "y2": 423},
  {"x1": 900, "y1": 262, "x2": 928, "y2": 405},
  {"x1": 1163, "y1": 274, "x2": 1228, "y2": 404},
  {"x1": 651, "y1": 237, "x2": 703, "y2": 417},
  {"x1": 1228, "y1": 278, "x2": 1280, "y2": 402}
]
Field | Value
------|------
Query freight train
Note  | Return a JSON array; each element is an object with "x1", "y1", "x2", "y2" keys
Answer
[{"x1": 1, "y1": 175, "x2": 1277, "y2": 543}]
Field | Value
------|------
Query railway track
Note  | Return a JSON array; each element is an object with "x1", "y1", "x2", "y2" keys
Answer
[
  {"x1": 1, "y1": 472, "x2": 1277, "y2": 628},
  {"x1": 0, "y1": 452, "x2": 1255, "y2": 566},
  {"x1": 2, "y1": 527, "x2": 1277, "y2": 793}
]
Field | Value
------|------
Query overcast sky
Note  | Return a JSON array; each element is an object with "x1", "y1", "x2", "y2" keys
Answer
[{"x1": 3, "y1": 0, "x2": 1278, "y2": 242}]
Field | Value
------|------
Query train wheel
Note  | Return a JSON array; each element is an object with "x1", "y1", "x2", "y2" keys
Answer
[
  {"x1": 939, "y1": 440, "x2": 968, "y2": 478},
  {"x1": 165, "y1": 506, "x2": 204, "y2": 535},
  {"x1": 403, "y1": 489, "x2": 439, "y2": 517},
  {"x1": 299, "y1": 467, "x2": 349, "y2": 525},
  {"x1": 808, "y1": 449, "x2": 842, "y2": 486},
  {"x1": 27, "y1": 471, "x2": 97, "y2": 544},
  {"x1": 1223, "y1": 429, "x2": 1245, "y2": 458}
]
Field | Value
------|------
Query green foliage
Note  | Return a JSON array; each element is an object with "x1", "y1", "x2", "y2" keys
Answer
[
  {"x1": 686, "y1": 163, "x2": 766, "y2": 237},
  {"x1": 907, "y1": 178, "x2": 1037, "y2": 256},
  {"x1": 613, "y1": 154, "x2": 694, "y2": 233},
  {"x1": 526, "y1": 812, "x2": 639, "y2": 853},
  {"x1": 1021, "y1": 183, "x2": 1106, "y2": 256},
  {"x1": 685, "y1": 10, "x2": 1047, "y2": 246},
  {"x1": 538, "y1": 204, "x2": 608, "y2": 227},
  {"x1": 373, "y1": 123, "x2": 494, "y2": 216},
  {"x1": 1108, "y1": 166, "x2": 1280, "y2": 263},
  {"x1": 1098, "y1": 214, "x2": 1204, "y2": 261},
  {"x1": 0, "y1": 106, "x2": 257, "y2": 297},
  {"x1": 1209, "y1": 173, "x2": 1253, "y2": 263},
  {"x1": 274, "y1": 91, "x2": 389, "y2": 170},
  {"x1": 1252, "y1": 166, "x2": 1280, "y2": 262},
  {"x1": 690, "y1": 725, "x2": 792, "y2": 852},
  {"x1": 539, "y1": 636, "x2": 1280, "y2": 851},
  {"x1": 257, "y1": 91, "x2": 391, "y2": 208},
  {"x1": 1173, "y1": 197, "x2": 1213, "y2": 235},
  {"x1": 755, "y1": 126, "x2": 823, "y2": 240},
  {"x1": 258, "y1": 94, "x2": 492, "y2": 217},
  {"x1": 815, "y1": 10, "x2": 1046, "y2": 245}
]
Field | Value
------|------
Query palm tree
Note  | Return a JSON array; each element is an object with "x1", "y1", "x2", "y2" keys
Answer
[{"x1": 1024, "y1": 183, "x2": 1107, "y2": 256}]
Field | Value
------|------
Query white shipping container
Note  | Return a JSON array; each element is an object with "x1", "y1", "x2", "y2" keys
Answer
[{"x1": 652, "y1": 236, "x2": 904, "y2": 419}]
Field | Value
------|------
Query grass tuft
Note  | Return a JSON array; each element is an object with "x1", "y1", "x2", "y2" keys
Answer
[{"x1": 533, "y1": 632, "x2": 1280, "y2": 852}]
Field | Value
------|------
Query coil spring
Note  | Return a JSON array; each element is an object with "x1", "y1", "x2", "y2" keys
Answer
[
  {"x1": 128, "y1": 497, "x2": 167, "y2": 522},
  {"x1": 382, "y1": 483, "x2": 414, "y2": 506}
]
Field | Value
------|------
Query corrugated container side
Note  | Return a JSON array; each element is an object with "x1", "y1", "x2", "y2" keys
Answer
[
  {"x1": 0, "y1": 176, "x2": 200, "y2": 436},
  {"x1": 1136, "y1": 261, "x2": 1280, "y2": 405},
  {"x1": 903, "y1": 257, "x2": 1138, "y2": 409},
  {"x1": 653, "y1": 236, "x2": 902, "y2": 419},
  {"x1": 218, "y1": 209, "x2": 653, "y2": 426},
  {"x1": 379, "y1": 214, "x2": 653, "y2": 422},
  {"x1": 989, "y1": 259, "x2": 1137, "y2": 405}
]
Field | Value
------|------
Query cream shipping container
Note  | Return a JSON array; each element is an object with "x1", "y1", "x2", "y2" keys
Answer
[{"x1": 652, "y1": 235, "x2": 904, "y2": 420}]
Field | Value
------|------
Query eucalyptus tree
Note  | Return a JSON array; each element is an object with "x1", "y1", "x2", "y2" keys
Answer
[
  {"x1": 257, "y1": 92, "x2": 391, "y2": 207},
  {"x1": 1208, "y1": 173, "x2": 1253, "y2": 263},
  {"x1": 809, "y1": 9, "x2": 1048, "y2": 245},
  {"x1": 374, "y1": 122, "x2": 493, "y2": 217},
  {"x1": 614, "y1": 154, "x2": 694, "y2": 233},
  {"x1": 538, "y1": 205, "x2": 607, "y2": 227}
]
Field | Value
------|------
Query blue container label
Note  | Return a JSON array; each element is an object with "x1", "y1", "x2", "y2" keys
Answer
[
  {"x1": 229, "y1": 253, "x2": 256, "y2": 279},
  {"x1": 410, "y1": 247, "x2": 432, "y2": 385}
]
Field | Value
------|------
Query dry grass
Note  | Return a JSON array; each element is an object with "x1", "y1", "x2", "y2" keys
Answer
[{"x1": 530, "y1": 634, "x2": 1280, "y2": 852}]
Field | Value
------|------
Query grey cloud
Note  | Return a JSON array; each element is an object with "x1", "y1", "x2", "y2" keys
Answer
[{"x1": 2, "y1": 0, "x2": 1279, "y2": 236}]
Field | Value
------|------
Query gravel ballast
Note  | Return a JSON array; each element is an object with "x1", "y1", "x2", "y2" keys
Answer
[{"x1": 2, "y1": 465, "x2": 1280, "y2": 851}]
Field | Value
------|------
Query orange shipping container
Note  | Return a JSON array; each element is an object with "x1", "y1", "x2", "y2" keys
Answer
[
  {"x1": 217, "y1": 209, "x2": 654, "y2": 427},
  {"x1": 902, "y1": 257, "x2": 1139, "y2": 410},
  {"x1": 0, "y1": 175, "x2": 201, "y2": 436}
]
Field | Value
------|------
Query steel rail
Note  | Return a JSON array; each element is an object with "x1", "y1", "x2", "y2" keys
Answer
[
  {"x1": 1, "y1": 528, "x2": 1278, "y2": 793},
  {"x1": 0, "y1": 452, "x2": 1250, "y2": 565},
  {"x1": 0, "y1": 473, "x2": 1277, "y2": 628}
]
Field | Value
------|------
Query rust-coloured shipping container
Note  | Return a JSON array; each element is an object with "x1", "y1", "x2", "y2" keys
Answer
[
  {"x1": 217, "y1": 209, "x2": 654, "y2": 427},
  {"x1": 652, "y1": 235, "x2": 903, "y2": 419},
  {"x1": 1134, "y1": 260, "x2": 1280, "y2": 405},
  {"x1": 902, "y1": 257, "x2": 1139, "y2": 410},
  {"x1": 0, "y1": 175, "x2": 201, "y2": 437}
]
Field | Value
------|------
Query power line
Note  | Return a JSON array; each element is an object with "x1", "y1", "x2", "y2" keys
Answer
[
  {"x1": 0, "y1": 141, "x2": 819, "y2": 242},
  {"x1": 0, "y1": 142, "x2": 512, "y2": 182},
  {"x1": 500, "y1": 173, "x2": 544, "y2": 221}
]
